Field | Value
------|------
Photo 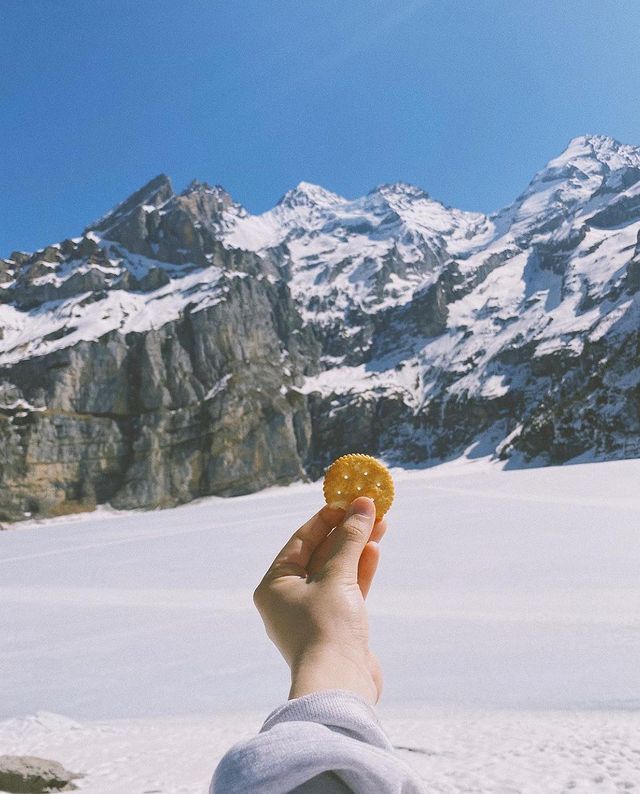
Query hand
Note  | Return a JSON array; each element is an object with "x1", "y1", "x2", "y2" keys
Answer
[{"x1": 253, "y1": 497, "x2": 387, "y2": 704}]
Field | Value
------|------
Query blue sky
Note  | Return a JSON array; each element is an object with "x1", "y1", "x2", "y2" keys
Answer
[{"x1": 2, "y1": 0, "x2": 640, "y2": 256}]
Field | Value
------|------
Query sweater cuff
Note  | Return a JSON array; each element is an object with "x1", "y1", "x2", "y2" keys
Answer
[{"x1": 260, "y1": 689, "x2": 393, "y2": 751}]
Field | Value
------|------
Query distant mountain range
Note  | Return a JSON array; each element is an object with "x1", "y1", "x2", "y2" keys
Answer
[{"x1": 1, "y1": 134, "x2": 639, "y2": 522}]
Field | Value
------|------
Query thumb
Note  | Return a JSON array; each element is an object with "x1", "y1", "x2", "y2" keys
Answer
[{"x1": 323, "y1": 497, "x2": 377, "y2": 581}]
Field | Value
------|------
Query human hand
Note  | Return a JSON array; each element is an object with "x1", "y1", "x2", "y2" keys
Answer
[{"x1": 253, "y1": 497, "x2": 387, "y2": 704}]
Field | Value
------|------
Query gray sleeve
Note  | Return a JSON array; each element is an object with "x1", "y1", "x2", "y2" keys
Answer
[{"x1": 210, "y1": 689, "x2": 427, "y2": 794}]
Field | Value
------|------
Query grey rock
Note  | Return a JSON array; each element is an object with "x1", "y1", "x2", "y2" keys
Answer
[
  {"x1": 0, "y1": 264, "x2": 312, "y2": 521},
  {"x1": 0, "y1": 755, "x2": 81, "y2": 792}
]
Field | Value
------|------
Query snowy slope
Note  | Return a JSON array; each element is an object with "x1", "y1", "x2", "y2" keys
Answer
[
  {"x1": 1, "y1": 459, "x2": 639, "y2": 792},
  {"x1": 290, "y1": 135, "x2": 640, "y2": 405},
  {"x1": 222, "y1": 181, "x2": 492, "y2": 322},
  {"x1": 0, "y1": 244, "x2": 230, "y2": 367},
  {"x1": 492, "y1": 134, "x2": 640, "y2": 240}
]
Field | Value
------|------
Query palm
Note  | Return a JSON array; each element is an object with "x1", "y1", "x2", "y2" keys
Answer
[
  {"x1": 306, "y1": 511, "x2": 387, "y2": 700},
  {"x1": 256, "y1": 499, "x2": 388, "y2": 703}
]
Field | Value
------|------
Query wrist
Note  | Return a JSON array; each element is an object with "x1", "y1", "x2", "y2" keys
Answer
[{"x1": 289, "y1": 645, "x2": 378, "y2": 704}]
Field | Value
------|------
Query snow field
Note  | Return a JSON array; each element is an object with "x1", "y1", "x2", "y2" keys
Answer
[
  {"x1": 1, "y1": 708, "x2": 639, "y2": 794},
  {"x1": 1, "y1": 458, "x2": 639, "y2": 791}
]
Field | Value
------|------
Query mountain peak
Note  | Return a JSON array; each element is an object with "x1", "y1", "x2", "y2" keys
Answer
[
  {"x1": 142, "y1": 172, "x2": 172, "y2": 193},
  {"x1": 566, "y1": 133, "x2": 621, "y2": 150},
  {"x1": 368, "y1": 182, "x2": 429, "y2": 201},
  {"x1": 544, "y1": 134, "x2": 640, "y2": 175},
  {"x1": 86, "y1": 174, "x2": 174, "y2": 235},
  {"x1": 181, "y1": 179, "x2": 233, "y2": 200},
  {"x1": 277, "y1": 181, "x2": 343, "y2": 209}
]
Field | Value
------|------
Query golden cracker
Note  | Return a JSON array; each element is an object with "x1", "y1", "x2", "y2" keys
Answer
[{"x1": 323, "y1": 453, "x2": 394, "y2": 518}]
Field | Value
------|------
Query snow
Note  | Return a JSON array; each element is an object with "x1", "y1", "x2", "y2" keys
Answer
[
  {"x1": 203, "y1": 373, "x2": 232, "y2": 401},
  {"x1": 412, "y1": 198, "x2": 639, "y2": 402},
  {"x1": 568, "y1": 220, "x2": 640, "y2": 297},
  {"x1": 493, "y1": 135, "x2": 640, "y2": 240},
  {"x1": 0, "y1": 242, "x2": 228, "y2": 366},
  {"x1": 1, "y1": 459, "x2": 639, "y2": 792},
  {"x1": 479, "y1": 373, "x2": 510, "y2": 397},
  {"x1": 0, "y1": 397, "x2": 45, "y2": 412},
  {"x1": 196, "y1": 135, "x2": 640, "y2": 414},
  {"x1": 220, "y1": 181, "x2": 491, "y2": 324},
  {"x1": 299, "y1": 356, "x2": 424, "y2": 415}
]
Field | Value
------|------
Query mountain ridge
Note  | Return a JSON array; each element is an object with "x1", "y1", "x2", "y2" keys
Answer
[{"x1": 1, "y1": 134, "x2": 638, "y2": 522}]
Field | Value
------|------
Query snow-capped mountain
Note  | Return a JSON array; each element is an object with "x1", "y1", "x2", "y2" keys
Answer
[
  {"x1": 1, "y1": 135, "x2": 639, "y2": 521},
  {"x1": 222, "y1": 180, "x2": 491, "y2": 325}
]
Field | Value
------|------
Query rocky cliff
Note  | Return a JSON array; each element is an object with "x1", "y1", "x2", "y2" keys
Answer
[{"x1": 1, "y1": 135, "x2": 639, "y2": 521}]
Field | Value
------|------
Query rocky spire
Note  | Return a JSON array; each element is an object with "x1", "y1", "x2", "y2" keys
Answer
[{"x1": 85, "y1": 174, "x2": 174, "y2": 236}]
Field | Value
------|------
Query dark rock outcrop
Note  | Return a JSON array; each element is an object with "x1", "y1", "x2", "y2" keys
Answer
[{"x1": 0, "y1": 270, "x2": 314, "y2": 521}]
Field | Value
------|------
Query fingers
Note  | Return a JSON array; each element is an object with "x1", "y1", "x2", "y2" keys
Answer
[
  {"x1": 264, "y1": 505, "x2": 345, "y2": 580},
  {"x1": 369, "y1": 516, "x2": 388, "y2": 544},
  {"x1": 307, "y1": 514, "x2": 387, "y2": 577},
  {"x1": 322, "y1": 497, "x2": 377, "y2": 582},
  {"x1": 357, "y1": 541, "x2": 380, "y2": 598}
]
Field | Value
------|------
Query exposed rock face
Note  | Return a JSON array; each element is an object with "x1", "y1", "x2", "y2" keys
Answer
[
  {"x1": 1, "y1": 134, "x2": 639, "y2": 522},
  {"x1": 0, "y1": 266, "x2": 315, "y2": 520},
  {"x1": 0, "y1": 755, "x2": 81, "y2": 792}
]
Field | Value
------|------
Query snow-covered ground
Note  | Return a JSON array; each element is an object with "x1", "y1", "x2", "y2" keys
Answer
[{"x1": 1, "y1": 458, "x2": 639, "y2": 792}]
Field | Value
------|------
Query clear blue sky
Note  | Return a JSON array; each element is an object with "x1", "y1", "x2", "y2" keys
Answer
[{"x1": 2, "y1": 0, "x2": 640, "y2": 256}]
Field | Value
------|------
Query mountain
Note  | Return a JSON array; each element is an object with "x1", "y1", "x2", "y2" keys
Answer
[{"x1": 1, "y1": 134, "x2": 639, "y2": 522}]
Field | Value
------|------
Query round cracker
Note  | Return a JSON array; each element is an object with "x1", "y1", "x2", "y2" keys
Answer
[{"x1": 323, "y1": 453, "x2": 394, "y2": 518}]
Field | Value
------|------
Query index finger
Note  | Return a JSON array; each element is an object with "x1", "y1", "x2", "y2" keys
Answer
[{"x1": 264, "y1": 504, "x2": 345, "y2": 580}]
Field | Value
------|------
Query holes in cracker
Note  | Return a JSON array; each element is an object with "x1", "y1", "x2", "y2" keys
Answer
[{"x1": 323, "y1": 453, "x2": 395, "y2": 518}]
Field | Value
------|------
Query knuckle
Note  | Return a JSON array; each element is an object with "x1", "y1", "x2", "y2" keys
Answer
[
  {"x1": 253, "y1": 581, "x2": 268, "y2": 607},
  {"x1": 340, "y1": 517, "x2": 367, "y2": 543}
]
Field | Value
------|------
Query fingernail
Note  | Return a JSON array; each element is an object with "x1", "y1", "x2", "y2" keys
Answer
[{"x1": 346, "y1": 497, "x2": 376, "y2": 519}]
